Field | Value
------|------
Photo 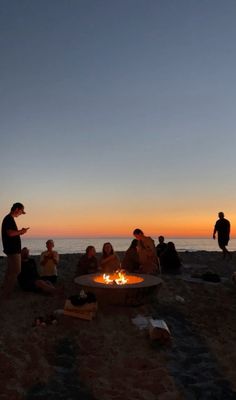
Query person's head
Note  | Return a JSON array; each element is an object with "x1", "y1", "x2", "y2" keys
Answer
[
  {"x1": 129, "y1": 239, "x2": 138, "y2": 249},
  {"x1": 46, "y1": 239, "x2": 54, "y2": 251},
  {"x1": 86, "y1": 245, "x2": 96, "y2": 258},
  {"x1": 21, "y1": 247, "x2": 29, "y2": 260},
  {"x1": 11, "y1": 202, "x2": 26, "y2": 217},
  {"x1": 158, "y1": 236, "x2": 165, "y2": 244},
  {"x1": 218, "y1": 212, "x2": 224, "y2": 219},
  {"x1": 167, "y1": 241, "x2": 176, "y2": 251},
  {"x1": 133, "y1": 228, "x2": 144, "y2": 240},
  {"x1": 102, "y1": 242, "x2": 114, "y2": 256}
]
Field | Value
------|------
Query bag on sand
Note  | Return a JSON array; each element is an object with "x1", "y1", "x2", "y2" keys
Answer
[{"x1": 69, "y1": 291, "x2": 96, "y2": 306}]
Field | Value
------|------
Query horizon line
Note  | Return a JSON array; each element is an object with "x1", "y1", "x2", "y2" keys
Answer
[{"x1": 24, "y1": 235, "x2": 236, "y2": 239}]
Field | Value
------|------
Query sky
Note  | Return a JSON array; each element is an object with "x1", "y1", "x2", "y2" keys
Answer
[{"x1": 1, "y1": 0, "x2": 236, "y2": 238}]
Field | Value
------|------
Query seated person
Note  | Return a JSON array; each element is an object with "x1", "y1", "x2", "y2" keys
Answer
[
  {"x1": 122, "y1": 239, "x2": 140, "y2": 272},
  {"x1": 99, "y1": 242, "x2": 120, "y2": 273},
  {"x1": 133, "y1": 228, "x2": 159, "y2": 274},
  {"x1": 156, "y1": 235, "x2": 168, "y2": 267},
  {"x1": 161, "y1": 241, "x2": 182, "y2": 274},
  {"x1": 76, "y1": 246, "x2": 98, "y2": 275},
  {"x1": 18, "y1": 247, "x2": 59, "y2": 294},
  {"x1": 40, "y1": 239, "x2": 59, "y2": 284}
]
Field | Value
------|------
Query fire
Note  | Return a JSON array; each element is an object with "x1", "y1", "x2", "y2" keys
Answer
[{"x1": 103, "y1": 270, "x2": 128, "y2": 285}]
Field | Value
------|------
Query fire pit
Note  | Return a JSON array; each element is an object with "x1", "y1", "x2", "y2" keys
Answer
[{"x1": 74, "y1": 271, "x2": 162, "y2": 306}]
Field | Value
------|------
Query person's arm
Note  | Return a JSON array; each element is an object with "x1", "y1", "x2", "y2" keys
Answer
[
  {"x1": 7, "y1": 227, "x2": 29, "y2": 237},
  {"x1": 52, "y1": 251, "x2": 59, "y2": 265},
  {"x1": 213, "y1": 226, "x2": 216, "y2": 239},
  {"x1": 100, "y1": 254, "x2": 114, "y2": 265},
  {"x1": 40, "y1": 252, "x2": 49, "y2": 266}
]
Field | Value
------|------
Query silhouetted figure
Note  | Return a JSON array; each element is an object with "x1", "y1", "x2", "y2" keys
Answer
[
  {"x1": 161, "y1": 242, "x2": 182, "y2": 274},
  {"x1": 76, "y1": 246, "x2": 98, "y2": 275},
  {"x1": 156, "y1": 235, "x2": 167, "y2": 267},
  {"x1": 213, "y1": 212, "x2": 231, "y2": 258},
  {"x1": 18, "y1": 247, "x2": 59, "y2": 294},
  {"x1": 122, "y1": 239, "x2": 140, "y2": 272},
  {"x1": 1, "y1": 202, "x2": 29, "y2": 299},
  {"x1": 133, "y1": 228, "x2": 159, "y2": 274}
]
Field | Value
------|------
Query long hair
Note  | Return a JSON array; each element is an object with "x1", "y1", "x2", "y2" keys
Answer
[{"x1": 102, "y1": 242, "x2": 114, "y2": 257}]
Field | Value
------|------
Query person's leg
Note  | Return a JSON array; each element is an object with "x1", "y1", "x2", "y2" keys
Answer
[
  {"x1": 1, "y1": 254, "x2": 21, "y2": 299},
  {"x1": 219, "y1": 244, "x2": 231, "y2": 259},
  {"x1": 41, "y1": 275, "x2": 57, "y2": 285},
  {"x1": 35, "y1": 279, "x2": 56, "y2": 294},
  {"x1": 35, "y1": 280, "x2": 64, "y2": 296}
]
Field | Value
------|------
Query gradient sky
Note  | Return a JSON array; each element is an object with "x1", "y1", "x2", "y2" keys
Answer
[{"x1": 1, "y1": 0, "x2": 236, "y2": 238}]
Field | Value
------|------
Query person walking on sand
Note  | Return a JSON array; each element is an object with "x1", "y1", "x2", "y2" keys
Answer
[
  {"x1": 213, "y1": 212, "x2": 231, "y2": 258},
  {"x1": 1, "y1": 202, "x2": 29, "y2": 299}
]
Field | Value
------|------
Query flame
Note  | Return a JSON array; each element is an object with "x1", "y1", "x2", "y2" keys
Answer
[
  {"x1": 103, "y1": 274, "x2": 114, "y2": 284},
  {"x1": 103, "y1": 270, "x2": 128, "y2": 285}
]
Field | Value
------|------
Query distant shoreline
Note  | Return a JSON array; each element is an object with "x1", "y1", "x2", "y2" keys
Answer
[{"x1": 1, "y1": 250, "x2": 235, "y2": 258}]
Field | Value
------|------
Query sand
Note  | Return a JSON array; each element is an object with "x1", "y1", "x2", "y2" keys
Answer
[{"x1": 0, "y1": 251, "x2": 236, "y2": 400}]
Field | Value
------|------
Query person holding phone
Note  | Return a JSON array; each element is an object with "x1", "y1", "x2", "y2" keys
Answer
[{"x1": 1, "y1": 202, "x2": 29, "y2": 299}]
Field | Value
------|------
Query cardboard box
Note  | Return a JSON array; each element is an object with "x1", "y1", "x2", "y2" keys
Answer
[
  {"x1": 149, "y1": 319, "x2": 171, "y2": 343},
  {"x1": 63, "y1": 309, "x2": 95, "y2": 321},
  {"x1": 64, "y1": 299, "x2": 98, "y2": 312}
]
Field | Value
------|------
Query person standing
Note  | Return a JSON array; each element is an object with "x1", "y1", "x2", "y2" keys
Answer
[
  {"x1": 133, "y1": 228, "x2": 159, "y2": 274},
  {"x1": 213, "y1": 212, "x2": 231, "y2": 258},
  {"x1": 1, "y1": 202, "x2": 29, "y2": 298}
]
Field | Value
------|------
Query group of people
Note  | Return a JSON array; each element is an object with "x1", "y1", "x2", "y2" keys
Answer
[
  {"x1": 77, "y1": 229, "x2": 182, "y2": 276},
  {"x1": 0, "y1": 202, "x2": 232, "y2": 300},
  {"x1": 1, "y1": 202, "x2": 61, "y2": 299},
  {"x1": 77, "y1": 229, "x2": 160, "y2": 276}
]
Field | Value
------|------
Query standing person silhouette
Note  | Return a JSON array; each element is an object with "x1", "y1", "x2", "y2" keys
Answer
[
  {"x1": 133, "y1": 228, "x2": 159, "y2": 274},
  {"x1": 1, "y1": 202, "x2": 29, "y2": 299},
  {"x1": 213, "y1": 212, "x2": 231, "y2": 258}
]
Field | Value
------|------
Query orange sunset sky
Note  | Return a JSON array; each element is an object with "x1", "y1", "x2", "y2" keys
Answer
[{"x1": 1, "y1": 2, "x2": 236, "y2": 239}]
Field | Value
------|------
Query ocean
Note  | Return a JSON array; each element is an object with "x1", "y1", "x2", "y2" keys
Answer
[{"x1": 1, "y1": 237, "x2": 235, "y2": 256}]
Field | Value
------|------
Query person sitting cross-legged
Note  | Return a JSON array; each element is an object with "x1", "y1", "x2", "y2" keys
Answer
[{"x1": 40, "y1": 239, "x2": 59, "y2": 284}]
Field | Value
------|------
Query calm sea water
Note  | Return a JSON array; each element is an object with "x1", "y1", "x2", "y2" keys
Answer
[{"x1": 1, "y1": 237, "x2": 236, "y2": 256}]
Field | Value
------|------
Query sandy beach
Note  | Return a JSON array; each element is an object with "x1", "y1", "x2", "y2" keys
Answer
[{"x1": 1, "y1": 251, "x2": 236, "y2": 400}]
